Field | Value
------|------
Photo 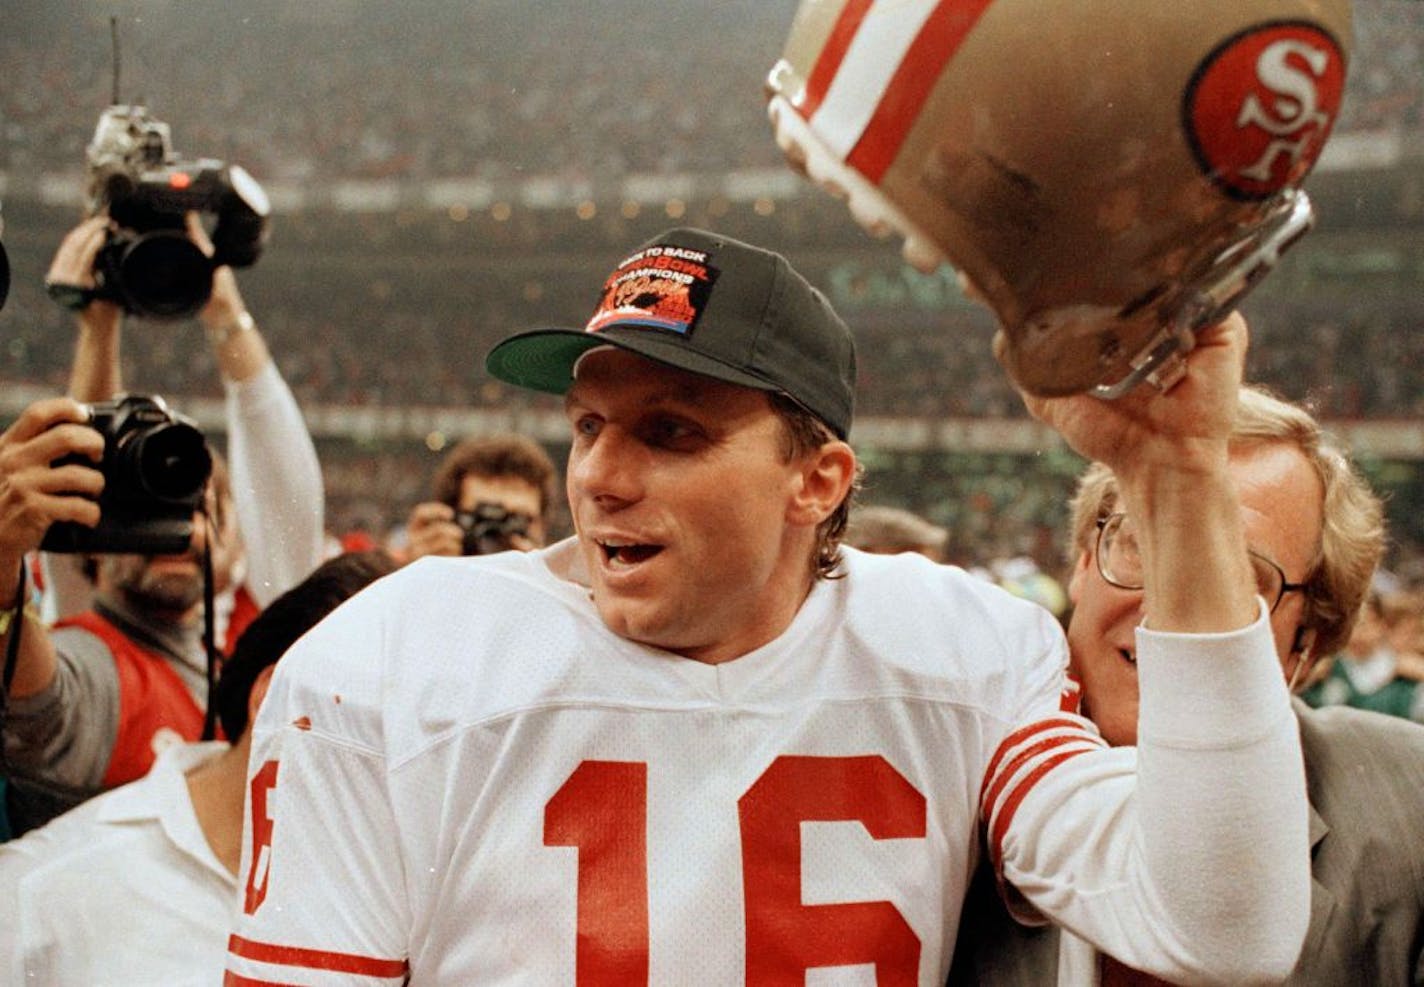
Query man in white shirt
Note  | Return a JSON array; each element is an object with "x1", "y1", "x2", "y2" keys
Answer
[{"x1": 0, "y1": 550, "x2": 395, "y2": 985}]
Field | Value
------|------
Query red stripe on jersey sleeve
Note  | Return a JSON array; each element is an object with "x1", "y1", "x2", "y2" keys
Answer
[
  {"x1": 986, "y1": 746, "x2": 1094, "y2": 867},
  {"x1": 227, "y1": 934, "x2": 409, "y2": 977},
  {"x1": 979, "y1": 716, "x2": 1093, "y2": 809},
  {"x1": 979, "y1": 716, "x2": 1106, "y2": 874},
  {"x1": 979, "y1": 725, "x2": 1087, "y2": 819}
]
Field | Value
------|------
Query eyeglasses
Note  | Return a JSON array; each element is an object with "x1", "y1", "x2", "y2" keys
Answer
[{"x1": 1095, "y1": 513, "x2": 1307, "y2": 613}]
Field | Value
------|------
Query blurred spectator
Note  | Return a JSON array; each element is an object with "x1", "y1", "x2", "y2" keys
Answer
[
  {"x1": 1305, "y1": 587, "x2": 1424, "y2": 722},
  {"x1": 1383, "y1": 588, "x2": 1424, "y2": 679},
  {"x1": 975, "y1": 555, "x2": 1069, "y2": 622},
  {"x1": 0, "y1": 549, "x2": 395, "y2": 985},
  {"x1": 392, "y1": 433, "x2": 558, "y2": 563},
  {"x1": 844, "y1": 504, "x2": 948, "y2": 561}
]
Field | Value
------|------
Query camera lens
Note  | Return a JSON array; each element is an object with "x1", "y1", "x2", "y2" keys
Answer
[
  {"x1": 118, "y1": 231, "x2": 212, "y2": 318},
  {"x1": 121, "y1": 421, "x2": 213, "y2": 503}
]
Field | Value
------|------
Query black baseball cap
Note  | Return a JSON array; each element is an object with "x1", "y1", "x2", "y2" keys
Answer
[{"x1": 485, "y1": 228, "x2": 856, "y2": 438}]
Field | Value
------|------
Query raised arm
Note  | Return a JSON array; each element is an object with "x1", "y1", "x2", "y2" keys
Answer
[
  {"x1": 44, "y1": 216, "x2": 125, "y2": 404},
  {"x1": 188, "y1": 216, "x2": 325, "y2": 604},
  {"x1": 985, "y1": 314, "x2": 1310, "y2": 983}
]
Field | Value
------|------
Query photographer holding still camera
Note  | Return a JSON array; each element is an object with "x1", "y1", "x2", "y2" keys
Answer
[
  {"x1": 0, "y1": 194, "x2": 322, "y2": 837},
  {"x1": 0, "y1": 393, "x2": 238, "y2": 836},
  {"x1": 396, "y1": 433, "x2": 557, "y2": 564}
]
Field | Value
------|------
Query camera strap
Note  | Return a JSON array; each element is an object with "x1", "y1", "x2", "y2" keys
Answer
[
  {"x1": 0, "y1": 561, "x2": 29, "y2": 779},
  {"x1": 200, "y1": 529, "x2": 219, "y2": 742}
]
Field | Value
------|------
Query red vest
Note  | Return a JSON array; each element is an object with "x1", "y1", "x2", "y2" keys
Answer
[
  {"x1": 224, "y1": 584, "x2": 260, "y2": 656},
  {"x1": 55, "y1": 611, "x2": 208, "y2": 788}
]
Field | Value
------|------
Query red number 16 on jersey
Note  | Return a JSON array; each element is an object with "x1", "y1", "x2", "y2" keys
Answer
[{"x1": 545, "y1": 754, "x2": 927, "y2": 986}]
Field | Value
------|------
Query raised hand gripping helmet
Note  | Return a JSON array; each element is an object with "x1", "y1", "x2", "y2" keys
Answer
[{"x1": 767, "y1": 1, "x2": 1352, "y2": 397}]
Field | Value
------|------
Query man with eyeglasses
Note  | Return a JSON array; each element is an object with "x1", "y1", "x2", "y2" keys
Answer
[{"x1": 951, "y1": 383, "x2": 1424, "y2": 985}]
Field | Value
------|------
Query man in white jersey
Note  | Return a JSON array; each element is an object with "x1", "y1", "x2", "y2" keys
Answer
[{"x1": 226, "y1": 228, "x2": 1309, "y2": 985}]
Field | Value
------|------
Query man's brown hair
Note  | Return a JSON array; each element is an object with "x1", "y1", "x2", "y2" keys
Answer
[{"x1": 431, "y1": 434, "x2": 558, "y2": 525}]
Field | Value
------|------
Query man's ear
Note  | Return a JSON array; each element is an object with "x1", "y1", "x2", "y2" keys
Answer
[
  {"x1": 1066, "y1": 549, "x2": 1093, "y2": 606},
  {"x1": 788, "y1": 440, "x2": 857, "y2": 527}
]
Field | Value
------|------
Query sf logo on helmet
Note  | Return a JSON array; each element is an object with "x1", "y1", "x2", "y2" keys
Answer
[{"x1": 1186, "y1": 23, "x2": 1346, "y2": 201}]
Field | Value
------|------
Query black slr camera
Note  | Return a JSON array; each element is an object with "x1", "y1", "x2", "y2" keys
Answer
[
  {"x1": 456, "y1": 502, "x2": 533, "y2": 556},
  {"x1": 85, "y1": 104, "x2": 269, "y2": 319},
  {"x1": 42, "y1": 394, "x2": 213, "y2": 555}
]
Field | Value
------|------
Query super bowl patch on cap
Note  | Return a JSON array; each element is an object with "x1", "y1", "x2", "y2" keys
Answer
[{"x1": 585, "y1": 243, "x2": 719, "y2": 336}]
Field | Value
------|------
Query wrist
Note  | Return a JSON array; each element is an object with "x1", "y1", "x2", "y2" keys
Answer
[
  {"x1": 0, "y1": 559, "x2": 31, "y2": 637},
  {"x1": 206, "y1": 310, "x2": 256, "y2": 347},
  {"x1": 0, "y1": 600, "x2": 39, "y2": 638},
  {"x1": 1113, "y1": 440, "x2": 1230, "y2": 506}
]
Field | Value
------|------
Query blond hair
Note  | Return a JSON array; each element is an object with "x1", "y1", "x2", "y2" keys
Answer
[{"x1": 1067, "y1": 384, "x2": 1384, "y2": 657}]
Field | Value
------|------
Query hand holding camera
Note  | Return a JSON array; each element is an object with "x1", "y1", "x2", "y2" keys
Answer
[
  {"x1": 39, "y1": 394, "x2": 212, "y2": 556},
  {"x1": 402, "y1": 500, "x2": 536, "y2": 563},
  {"x1": 0, "y1": 399, "x2": 106, "y2": 565},
  {"x1": 0, "y1": 395, "x2": 212, "y2": 560},
  {"x1": 455, "y1": 502, "x2": 534, "y2": 557},
  {"x1": 45, "y1": 102, "x2": 269, "y2": 320}
]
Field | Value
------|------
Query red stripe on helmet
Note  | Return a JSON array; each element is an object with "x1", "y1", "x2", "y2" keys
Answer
[
  {"x1": 846, "y1": 0, "x2": 995, "y2": 183},
  {"x1": 800, "y1": 0, "x2": 876, "y2": 117}
]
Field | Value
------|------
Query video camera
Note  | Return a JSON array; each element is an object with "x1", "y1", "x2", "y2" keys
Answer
[
  {"x1": 41, "y1": 394, "x2": 213, "y2": 555},
  {"x1": 84, "y1": 102, "x2": 269, "y2": 319},
  {"x1": 456, "y1": 502, "x2": 533, "y2": 556}
]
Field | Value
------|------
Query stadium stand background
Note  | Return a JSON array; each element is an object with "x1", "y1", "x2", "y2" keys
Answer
[{"x1": 2, "y1": 0, "x2": 1421, "y2": 583}]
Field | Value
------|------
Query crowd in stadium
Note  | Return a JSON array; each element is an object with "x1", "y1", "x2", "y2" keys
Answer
[
  {"x1": 4, "y1": 207, "x2": 1421, "y2": 423},
  {"x1": 2, "y1": 0, "x2": 1421, "y2": 183}
]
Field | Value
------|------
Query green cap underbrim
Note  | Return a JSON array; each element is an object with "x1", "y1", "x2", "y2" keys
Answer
[{"x1": 485, "y1": 323, "x2": 784, "y2": 398}]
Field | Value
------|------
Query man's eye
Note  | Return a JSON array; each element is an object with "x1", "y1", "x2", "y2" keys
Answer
[
  {"x1": 648, "y1": 419, "x2": 698, "y2": 445},
  {"x1": 572, "y1": 415, "x2": 601, "y2": 438}
]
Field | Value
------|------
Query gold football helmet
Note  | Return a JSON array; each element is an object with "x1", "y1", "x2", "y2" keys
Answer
[{"x1": 767, "y1": 1, "x2": 1352, "y2": 396}]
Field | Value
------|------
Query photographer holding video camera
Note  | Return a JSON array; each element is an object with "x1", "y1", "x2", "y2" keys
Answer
[
  {"x1": 396, "y1": 433, "x2": 557, "y2": 564},
  {"x1": 0, "y1": 103, "x2": 324, "y2": 837},
  {"x1": 45, "y1": 100, "x2": 324, "y2": 626}
]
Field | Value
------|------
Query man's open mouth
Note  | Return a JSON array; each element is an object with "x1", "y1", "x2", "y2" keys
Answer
[{"x1": 599, "y1": 539, "x2": 663, "y2": 566}]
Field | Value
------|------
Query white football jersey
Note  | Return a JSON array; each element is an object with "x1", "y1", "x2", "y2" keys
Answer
[{"x1": 226, "y1": 540, "x2": 1299, "y2": 985}]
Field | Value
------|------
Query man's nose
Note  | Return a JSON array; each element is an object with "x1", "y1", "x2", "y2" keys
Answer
[{"x1": 571, "y1": 429, "x2": 643, "y2": 506}]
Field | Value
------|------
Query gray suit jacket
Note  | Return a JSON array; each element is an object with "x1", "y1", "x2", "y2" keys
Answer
[{"x1": 948, "y1": 701, "x2": 1424, "y2": 985}]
